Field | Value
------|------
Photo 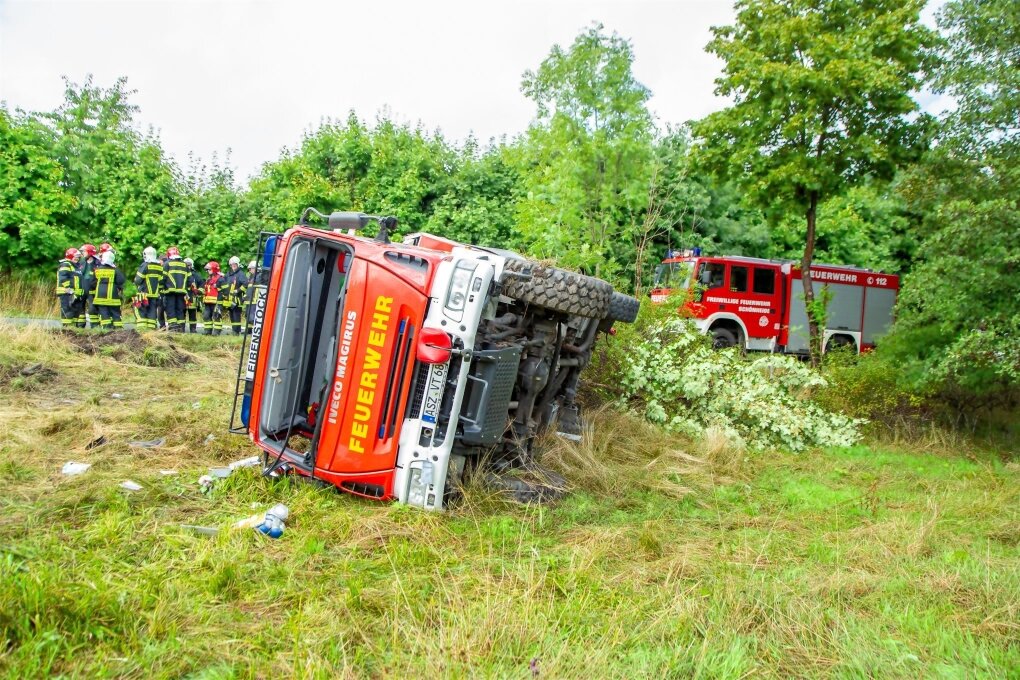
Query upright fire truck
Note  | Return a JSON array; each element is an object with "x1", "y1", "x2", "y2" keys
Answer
[{"x1": 649, "y1": 250, "x2": 899, "y2": 354}]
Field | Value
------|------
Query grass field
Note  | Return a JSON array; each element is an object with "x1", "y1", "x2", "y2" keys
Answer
[{"x1": 0, "y1": 322, "x2": 1017, "y2": 678}]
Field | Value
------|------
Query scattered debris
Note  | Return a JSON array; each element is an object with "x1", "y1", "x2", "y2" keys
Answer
[
  {"x1": 228, "y1": 456, "x2": 261, "y2": 471},
  {"x1": 85, "y1": 435, "x2": 108, "y2": 450},
  {"x1": 62, "y1": 461, "x2": 91, "y2": 476},
  {"x1": 129, "y1": 437, "x2": 166, "y2": 449},
  {"x1": 236, "y1": 504, "x2": 289, "y2": 539},
  {"x1": 204, "y1": 434, "x2": 216, "y2": 445},
  {"x1": 192, "y1": 401, "x2": 201, "y2": 410},
  {"x1": 209, "y1": 467, "x2": 231, "y2": 479},
  {"x1": 158, "y1": 469, "x2": 178, "y2": 476},
  {"x1": 19, "y1": 363, "x2": 43, "y2": 376},
  {"x1": 120, "y1": 480, "x2": 143, "y2": 492},
  {"x1": 180, "y1": 525, "x2": 219, "y2": 536},
  {"x1": 111, "y1": 393, "x2": 124, "y2": 400},
  {"x1": 198, "y1": 475, "x2": 214, "y2": 493}
]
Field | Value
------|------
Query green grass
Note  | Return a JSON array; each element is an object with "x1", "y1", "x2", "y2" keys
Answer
[{"x1": 0, "y1": 322, "x2": 1017, "y2": 678}]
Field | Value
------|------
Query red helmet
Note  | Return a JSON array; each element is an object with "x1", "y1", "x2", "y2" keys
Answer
[
  {"x1": 81, "y1": 244, "x2": 97, "y2": 258},
  {"x1": 205, "y1": 261, "x2": 220, "y2": 274},
  {"x1": 65, "y1": 247, "x2": 80, "y2": 260},
  {"x1": 99, "y1": 243, "x2": 113, "y2": 254},
  {"x1": 167, "y1": 246, "x2": 180, "y2": 258}
]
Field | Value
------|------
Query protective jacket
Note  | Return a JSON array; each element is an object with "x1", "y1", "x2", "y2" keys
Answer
[
  {"x1": 219, "y1": 269, "x2": 248, "y2": 309},
  {"x1": 92, "y1": 265, "x2": 125, "y2": 306},
  {"x1": 204, "y1": 273, "x2": 223, "y2": 304},
  {"x1": 56, "y1": 259, "x2": 83, "y2": 296},
  {"x1": 162, "y1": 258, "x2": 190, "y2": 294},
  {"x1": 134, "y1": 262, "x2": 164, "y2": 299},
  {"x1": 78, "y1": 256, "x2": 100, "y2": 295}
]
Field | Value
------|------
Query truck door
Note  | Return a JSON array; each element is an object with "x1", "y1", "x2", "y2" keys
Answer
[{"x1": 729, "y1": 264, "x2": 781, "y2": 344}]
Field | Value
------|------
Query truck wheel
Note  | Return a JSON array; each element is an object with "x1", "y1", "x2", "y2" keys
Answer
[
  {"x1": 501, "y1": 259, "x2": 612, "y2": 319},
  {"x1": 711, "y1": 327, "x2": 738, "y2": 349},
  {"x1": 606, "y1": 291, "x2": 639, "y2": 323}
]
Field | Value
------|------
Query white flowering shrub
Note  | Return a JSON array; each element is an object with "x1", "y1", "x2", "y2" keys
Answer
[{"x1": 618, "y1": 318, "x2": 863, "y2": 451}]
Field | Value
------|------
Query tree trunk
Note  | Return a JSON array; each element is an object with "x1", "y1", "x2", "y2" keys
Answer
[{"x1": 802, "y1": 190, "x2": 821, "y2": 367}]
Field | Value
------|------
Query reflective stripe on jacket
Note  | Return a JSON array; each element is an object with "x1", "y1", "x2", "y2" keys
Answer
[
  {"x1": 162, "y1": 258, "x2": 190, "y2": 294},
  {"x1": 93, "y1": 265, "x2": 124, "y2": 306},
  {"x1": 134, "y1": 262, "x2": 164, "y2": 299},
  {"x1": 56, "y1": 260, "x2": 83, "y2": 296},
  {"x1": 203, "y1": 274, "x2": 222, "y2": 304}
]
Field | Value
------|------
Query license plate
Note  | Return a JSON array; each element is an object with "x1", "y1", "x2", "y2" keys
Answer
[{"x1": 420, "y1": 361, "x2": 448, "y2": 424}]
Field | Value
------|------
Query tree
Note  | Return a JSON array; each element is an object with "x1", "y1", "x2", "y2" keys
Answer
[
  {"x1": 516, "y1": 24, "x2": 655, "y2": 286},
  {"x1": 693, "y1": 0, "x2": 934, "y2": 365}
]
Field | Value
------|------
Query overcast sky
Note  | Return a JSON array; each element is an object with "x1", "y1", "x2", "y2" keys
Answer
[{"x1": 0, "y1": 0, "x2": 945, "y2": 184}]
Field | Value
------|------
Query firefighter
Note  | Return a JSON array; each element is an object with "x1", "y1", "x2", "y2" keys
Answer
[
  {"x1": 221, "y1": 256, "x2": 248, "y2": 335},
  {"x1": 155, "y1": 254, "x2": 169, "y2": 330},
  {"x1": 56, "y1": 248, "x2": 84, "y2": 328},
  {"x1": 244, "y1": 260, "x2": 258, "y2": 329},
  {"x1": 92, "y1": 250, "x2": 125, "y2": 331},
  {"x1": 202, "y1": 261, "x2": 223, "y2": 335},
  {"x1": 184, "y1": 257, "x2": 203, "y2": 333},
  {"x1": 161, "y1": 247, "x2": 190, "y2": 333},
  {"x1": 76, "y1": 243, "x2": 100, "y2": 328},
  {"x1": 99, "y1": 242, "x2": 114, "y2": 258},
  {"x1": 133, "y1": 246, "x2": 163, "y2": 331}
]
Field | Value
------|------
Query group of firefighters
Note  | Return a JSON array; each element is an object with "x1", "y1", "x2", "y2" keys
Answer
[{"x1": 55, "y1": 242, "x2": 257, "y2": 334}]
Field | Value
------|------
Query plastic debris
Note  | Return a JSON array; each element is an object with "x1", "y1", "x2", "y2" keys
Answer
[
  {"x1": 198, "y1": 474, "x2": 214, "y2": 492},
  {"x1": 255, "y1": 504, "x2": 289, "y2": 539},
  {"x1": 181, "y1": 525, "x2": 219, "y2": 536},
  {"x1": 204, "y1": 434, "x2": 216, "y2": 445},
  {"x1": 120, "y1": 480, "x2": 143, "y2": 492},
  {"x1": 209, "y1": 467, "x2": 231, "y2": 479},
  {"x1": 158, "y1": 469, "x2": 178, "y2": 476},
  {"x1": 85, "y1": 435, "x2": 107, "y2": 450},
  {"x1": 129, "y1": 437, "x2": 166, "y2": 449},
  {"x1": 62, "y1": 461, "x2": 91, "y2": 476},
  {"x1": 20, "y1": 363, "x2": 43, "y2": 376},
  {"x1": 192, "y1": 401, "x2": 201, "y2": 410},
  {"x1": 111, "y1": 393, "x2": 124, "y2": 399},
  {"x1": 228, "y1": 456, "x2": 261, "y2": 471}
]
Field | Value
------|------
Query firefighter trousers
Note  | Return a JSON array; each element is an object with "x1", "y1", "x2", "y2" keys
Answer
[
  {"x1": 227, "y1": 306, "x2": 242, "y2": 335},
  {"x1": 202, "y1": 303, "x2": 222, "y2": 335},
  {"x1": 76, "y1": 295, "x2": 97, "y2": 328},
  {"x1": 185, "y1": 305, "x2": 198, "y2": 333},
  {"x1": 163, "y1": 293, "x2": 186, "y2": 332},
  {"x1": 97, "y1": 306, "x2": 122, "y2": 331},
  {"x1": 136, "y1": 299, "x2": 158, "y2": 330},
  {"x1": 59, "y1": 295, "x2": 81, "y2": 328}
]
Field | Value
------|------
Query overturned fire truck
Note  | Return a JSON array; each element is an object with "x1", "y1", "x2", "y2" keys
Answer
[
  {"x1": 230, "y1": 210, "x2": 639, "y2": 510},
  {"x1": 649, "y1": 250, "x2": 899, "y2": 354}
]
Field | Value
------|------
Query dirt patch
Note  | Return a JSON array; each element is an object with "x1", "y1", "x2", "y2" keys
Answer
[
  {"x1": 0, "y1": 362, "x2": 58, "y2": 390},
  {"x1": 62, "y1": 330, "x2": 192, "y2": 367}
]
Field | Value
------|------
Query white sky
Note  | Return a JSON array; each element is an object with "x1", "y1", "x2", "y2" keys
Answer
[{"x1": 0, "y1": 0, "x2": 946, "y2": 184}]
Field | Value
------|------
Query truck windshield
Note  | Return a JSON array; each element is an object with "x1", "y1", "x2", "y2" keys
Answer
[{"x1": 653, "y1": 262, "x2": 693, "y2": 289}]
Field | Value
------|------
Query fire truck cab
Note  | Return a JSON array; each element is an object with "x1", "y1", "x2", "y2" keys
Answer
[{"x1": 650, "y1": 252, "x2": 899, "y2": 354}]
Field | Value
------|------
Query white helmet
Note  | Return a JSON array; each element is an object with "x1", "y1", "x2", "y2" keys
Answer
[
  {"x1": 143, "y1": 246, "x2": 158, "y2": 263},
  {"x1": 248, "y1": 260, "x2": 257, "y2": 270},
  {"x1": 101, "y1": 251, "x2": 116, "y2": 266},
  {"x1": 184, "y1": 257, "x2": 194, "y2": 266},
  {"x1": 228, "y1": 256, "x2": 240, "y2": 267}
]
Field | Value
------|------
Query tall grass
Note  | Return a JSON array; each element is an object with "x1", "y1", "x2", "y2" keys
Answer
[
  {"x1": 0, "y1": 274, "x2": 57, "y2": 318},
  {"x1": 0, "y1": 323, "x2": 1017, "y2": 677}
]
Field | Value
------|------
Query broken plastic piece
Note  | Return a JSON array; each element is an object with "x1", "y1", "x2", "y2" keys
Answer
[
  {"x1": 62, "y1": 461, "x2": 91, "y2": 476},
  {"x1": 158, "y1": 469, "x2": 178, "y2": 476},
  {"x1": 180, "y1": 525, "x2": 219, "y2": 536},
  {"x1": 129, "y1": 437, "x2": 166, "y2": 449},
  {"x1": 85, "y1": 436, "x2": 107, "y2": 450},
  {"x1": 120, "y1": 480, "x2": 143, "y2": 491},
  {"x1": 228, "y1": 456, "x2": 261, "y2": 471}
]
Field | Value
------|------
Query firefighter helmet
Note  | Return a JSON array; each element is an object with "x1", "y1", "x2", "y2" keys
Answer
[
  {"x1": 184, "y1": 257, "x2": 194, "y2": 267},
  {"x1": 167, "y1": 246, "x2": 180, "y2": 258},
  {"x1": 205, "y1": 261, "x2": 220, "y2": 274},
  {"x1": 143, "y1": 246, "x2": 158, "y2": 263},
  {"x1": 101, "y1": 251, "x2": 116, "y2": 266},
  {"x1": 99, "y1": 242, "x2": 113, "y2": 254},
  {"x1": 65, "y1": 247, "x2": 80, "y2": 261},
  {"x1": 81, "y1": 244, "x2": 97, "y2": 258},
  {"x1": 248, "y1": 260, "x2": 256, "y2": 270},
  {"x1": 228, "y1": 256, "x2": 240, "y2": 267}
]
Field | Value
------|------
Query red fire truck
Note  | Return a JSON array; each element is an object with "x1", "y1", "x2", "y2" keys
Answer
[{"x1": 649, "y1": 250, "x2": 899, "y2": 354}]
